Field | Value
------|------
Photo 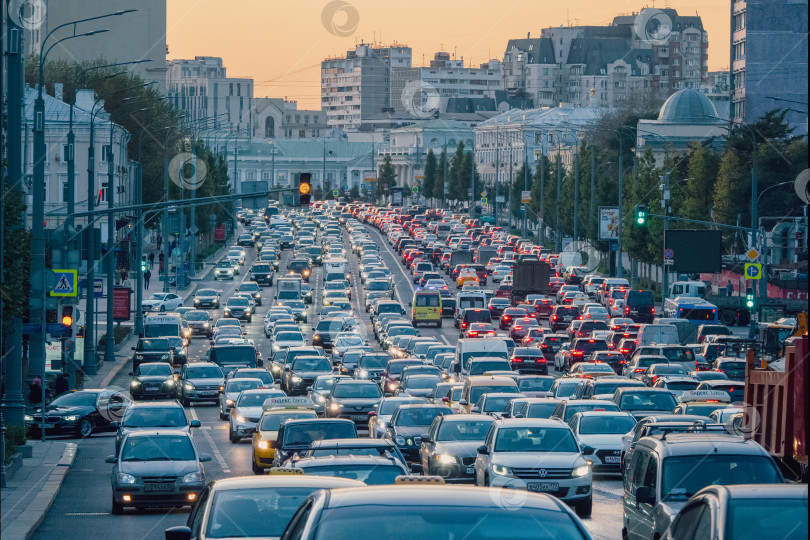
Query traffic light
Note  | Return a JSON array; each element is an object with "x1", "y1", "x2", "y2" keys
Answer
[
  {"x1": 745, "y1": 292, "x2": 755, "y2": 309},
  {"x1": 298, "y1": 173, "x2": 312, "y2": 206},
  {"x1": 61, "y1": 305, "x2": 75, "y2": 327},
  {"x1": 635, "y1": 204, "x2": 648, "y2": 226},
  {"x1": 141, "y1": 256, "x2": 147, "y2": 272}
]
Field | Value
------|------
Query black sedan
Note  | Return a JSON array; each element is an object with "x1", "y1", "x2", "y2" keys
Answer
[
  {"x1": 129, "y1": 362, "x2": 177, "y2": 400},
  {"x1": 26, "y1": 389, "x2": 129, "y2": 438},
  {"x1": 384, "y1": 404, "x2": 453, "y2": 462},
  {"x1": 192, "y1": 288, "x2": 220, "y2": 309},
  {"x1": 287, "y1": 259, "x2": 312, "y2": 282},
  {"x1": 283, "y1": 356, "x2": 334, "y2": 396}
]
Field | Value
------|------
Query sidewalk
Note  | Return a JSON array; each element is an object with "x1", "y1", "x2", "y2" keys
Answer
[{"x1": 1, "y1": 440, "x2": 77, "y2": 540}]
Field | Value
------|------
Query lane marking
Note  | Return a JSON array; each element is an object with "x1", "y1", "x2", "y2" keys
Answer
[{"x1": 188, "y1": 406, "x2": 230, "y2": 473}]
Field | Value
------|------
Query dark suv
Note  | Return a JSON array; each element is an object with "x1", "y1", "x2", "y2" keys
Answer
[
  {"x1": 623, "y1": 290, "x2": 654, "y2": 323},
  {"x1": 131, "y1": 338, "x2": 173, "y2": 371},
  {"x1": 250, "y1": 263, "x2": 274, "y2": 286},
  {"x1": 566, "y1": 338, "x2": 609, "y2": 371},
  {"x1": 550, "y1": 305, "x2": 581, "y2": 332},
  {"x1": 287, "y1": 258, "x2": 312, "y2": 282}
]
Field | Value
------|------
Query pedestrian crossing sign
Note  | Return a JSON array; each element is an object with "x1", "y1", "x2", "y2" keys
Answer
[{"x1": 51, "y1": 269, "x2": 78, "y2": 297}]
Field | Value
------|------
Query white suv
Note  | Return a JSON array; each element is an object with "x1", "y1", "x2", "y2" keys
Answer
[{"x1": 474, "y1": 417, "x2": 593, "y2": 517}]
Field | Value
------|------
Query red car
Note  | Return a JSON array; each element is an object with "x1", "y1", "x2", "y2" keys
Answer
[
  {"x1": 532, "y1": 298, "x2": 555, "y2": 320},
  {"x1": 495, "y1": 284, "x2": 513, "y2": 300},
  {"x1": 499, "y1": 307, "x2": 529, "y2": 330}
]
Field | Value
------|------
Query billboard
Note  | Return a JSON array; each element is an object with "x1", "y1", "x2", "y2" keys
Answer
[
  {"x1": 113, "y1": 287, "x2": 132, "y2": 321},
  {"x1": 599, "y1": 207, "x2": 619, "y2": 240},
  {"x1": 363, "y1": 171, "x2": 377, "y2": 182},
  {"x1": 664, "y1": 230, "x2": 722, "y2": 273}
]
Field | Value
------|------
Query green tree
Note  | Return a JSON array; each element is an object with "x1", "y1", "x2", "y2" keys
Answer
[
  {"x1": 448, "y1": 141, "x2": 466, "y2": 201},
  {"x1": 509, "y1": 163, "x2": 530, "y2": 221},
  {"x1": 350, "y1": 184, "x2": 360, "y2": 200},
  {"x1": 433, "y1": 150, "x2": 447, "y2": 202},
  {"x1": 376, "y1": 154, "x2": 396, "y2": 201},
  {"x1": 423, "y1": 149, "x2": 437, "y2": 204},
  {"x1": 528, "y1": 154, "x2": 552, "y2": 226},
  {"x1": 680, "y1": 143, "x2": 720, "y2": 221}
]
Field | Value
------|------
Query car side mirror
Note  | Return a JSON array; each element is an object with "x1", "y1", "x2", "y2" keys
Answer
[
  {"x1": 165, "y1": 526, "x2": 193, "y2": 540},
  {"x1": 477, "y1": 445, "x2": 489, "y2": 455},
  {"x1": 441, "y1": 397, "x2": 450, "y2": 403},
  {"x1": 190, "y1": 420, "x2": 201, "y2": 428},
  {"x1": 199, "y1": 454, "x2": 213, "y2": 463},
  {"x1": 635, "y1": 486, "x2": 656, "y2": 505},
  {"x1": 410, "y1": 463, "x2": 424, "y2": 474},
  {"x1": 582, "y1": 445, "x2": 595, "y2": 455},
  {"x1": 131, "y1": 347, "x2": 136, "y2": 351},
  {"x1": 501, "y1": 413, "x2": 510, "y2": 418},
  {"x1": 105, "y1": 456, "x2": 117, "y2": 464},
  {"x1": 110, "y1": 421, "x2": 120, "y2": 429},
  {"x1": 306, "y1": 386, "x2": 313, "y2": 392},
  {"x1": 459, "y1": 400, "x2": 468, "y2": 406}
]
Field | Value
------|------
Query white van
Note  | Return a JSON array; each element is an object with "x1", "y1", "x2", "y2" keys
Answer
[
  {"x1": 636, "y1": 324, "x2": 680, "y2": 346},
  {"x1": 558, "y1": 251, "x2": 583, "y2": 269},
  {"x1": 143, "y1": 313, "x2": 183, "y2": 339},
  {"x1": 455, "y1": 338, "x2": 509, "y2": 380},
  {"x1": 454, "y1": 292, "x2": 487, "y2": 327},
  {"x1": 323, "y1": 257, "x2": 348, "y2": 276}
]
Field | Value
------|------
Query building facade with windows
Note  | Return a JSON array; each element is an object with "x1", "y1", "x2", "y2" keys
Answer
[
  {"x1": 252, "y1": 98, "x2": 327, "y2": 140},
  {"x1": 166, "y1": 57, "x2": 253, "y2": 135},
  {"x1": 730, "y1": 0, "x2": 808, "y2": 135},
  {"x1": 22, "y1": 87, "x2": 136, "y2": 261}
]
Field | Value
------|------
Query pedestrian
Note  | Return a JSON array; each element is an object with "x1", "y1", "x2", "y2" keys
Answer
[
  {"x1": 726, "y1": 280, "x2": 734, "y2": 296},
  {"x1": 157, "y1": 234, "x2": 162, "y2": 247},
  {"x1": 28, "y1": 378, "x2": 43, "y2": 406},
  {"x1": 159, "y1": 252, "x2": 165, "y2": 274},
  {"x1": 148, "y1": 252, "x2": 155, "y2": 269},
  {"x1": 54, "y1": 373, "x2": 69, "y2": 397},
  {"x1": 144, "y1": 268, "x2": 152, "y2": 289}
]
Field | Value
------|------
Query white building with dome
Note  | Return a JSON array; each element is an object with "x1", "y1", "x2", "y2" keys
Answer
[{"x1": 636, "y1": 88, "x2": 729, "y2": 166}]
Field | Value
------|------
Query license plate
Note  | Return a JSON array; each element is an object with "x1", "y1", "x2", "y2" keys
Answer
[
  {"x1": 38, "y1": 423, "x2": 55, "y2": 429},
  {"x1": 200, "y1": 391, "x2": 218, "y2": 396},
  {"x1": 604, "y1": 456, "x2": 621, "y2": 463},
  {"x1": 144, "y1": 483, "x2": 174, "y2": 491},
  {"x1": 527, "y1": 482, "x2": 559, "y2": 492},
  {"x1": 466, "y1": 466, "x2": 475, "y2": 474},
  {"x1": 350, "y1": 415, "x2": 367, "y2": 422}
]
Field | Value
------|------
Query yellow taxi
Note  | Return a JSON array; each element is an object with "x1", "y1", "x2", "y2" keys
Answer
[
  {"x1": 251, "y1": 397, "x2": 317, "y2": 474},
  {"x1": 456, "y1": 269, "x2": 480, "y2": 288}
]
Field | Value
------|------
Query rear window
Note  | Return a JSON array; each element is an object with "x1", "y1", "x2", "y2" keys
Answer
[
  {"x1": 574, "y1": 340, "x2": 608, "y2": 354},
  {"x1": 626, "y1": 290, "x2": 654, "y2": 306},
  {"x1": 415, "y1": 294, "x2": 441, "y2": 307},
  {"x1": 464, "y1": 310, "x2": 492, "y2": 324}
]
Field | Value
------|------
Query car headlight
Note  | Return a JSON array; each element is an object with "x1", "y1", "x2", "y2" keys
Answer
[
  {"x1": 359, "y1": 369, "x2": 368, "y2": 378},
  {"x1": 236, "y1": 415, "x2": 247, "y2": 423},
  {"x1": 492, "y1": 464, "x2": 513, "y2": 476},
  {"x1": 161, "y1": 354, "x2": 170, "y2": 360},
  {"x1": 63, "y1": 415, "x2": 80, "y2": 422},
  {"x1": 185, "y1": 383, "x2": 195, "y2": 391},
  {"x1": 387, "y1": 383, "x2": 396, "y2": 391},
  {"x1": 194, "y1": 299, "x2": 200, "y2": 303},
  {"x1": 572, "y1": 464, "x2": 590, "y2": 478},
  {"x1": 164, "y1": 380, "x2": 175, "y2": 387},
  {"x1": 330, "y1": 403, "x2": 341, "y2": 411},
  {"x1": 225, "y1": 399, "x2": 234, "y2": 406},
  {"x1": 394, "y1": 435, "x2": 406, "y2": 446},
  {"x1": 25, "y1": 415, "x2": 34, "y2": 422},
  {"x1": 292, "y1": 376, "x2": 302, "y2": 383},
  {"x1": 257, "y1": 441, "x2": 269, "y2": 450},
  {"x1": 117, "y1": 473, "x2": 137, "y2": 484},
  {"x1": 435, "y1": 454, "x2": 457, "y2": 465},
  {"x1": 315, "y1": 395, "x2": 326, "y2": 403},
  {"x1": 203, "y1": 322, "x2": 210, "y2": 327},
  {"x1": 182, "y1": 472, "x2": 201, "y2": 483},
  {"x1": 130, "y1": 380, "x2": 141, "y2": 388}
]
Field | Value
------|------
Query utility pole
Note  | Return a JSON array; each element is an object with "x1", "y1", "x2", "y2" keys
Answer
[
  {"x1": 494, "y1": 129, "x2": 499, "y2": 226},
  {"x1": 555, "y1": 138, "x2": 562, "y2": 252},
  {"x1": 750, "y1": 136, "x2": 759, "y2": 339},
  {"x1": 189, "y1": 139, "x2": 197, "y2": 278},
  {"x1": 573, "y1": 143, "x2": 579, "y2": 251},
  {"x1": 163, "y1": 137, "x2": 171, "y2": 292},
  {"x1": 616, "y1": 136, "x2": 624, "y2": 278},
  {"x1": 442, "y1": 138, "x2": 448, "y2": 210},
  {"x1": 539, "y1": 134, "x2": 545, "y2": 245},
  {"x1": 104, "y1": 124, "x2": 116, "y2": 364},
  {"x1": 469, "y1": 147, "x2": 475, "y2": 219}
]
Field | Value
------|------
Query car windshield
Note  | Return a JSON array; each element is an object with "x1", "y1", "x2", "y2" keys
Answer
[
  {"x1": 228, "y1": 298, "x2": 249, "y2": 307},
  {"x1": 332, "y1": 384, "x2": 382, "y2": 399},
  {"x1": 726, "y1": 498, "x2": 807, "y2": 540},
  {"x1": 666, "y1": 381, "x2": 700, "y2": 391},
  {"x1": 277, "y1": 332, "x2": 304, "y2": 342},
  {"x1": 186, "y1": 311, "x2": 209, "y2": 321},
  {"x1": 494, "y1": 427, "x2": 578, "y2": 453},
  {"x1": 300, "y1": 464, "x2": 402, "y2": 485},
  {"x1": 564, "y1": 403, "x2": 619, "y2": 421},
  {"x1": 226, "y1": 379, "x2": 262, "y2": 392},
  {"x1": 120, "y1": 435, "x2": 195, "y2": 461},
  {"x1": 238, "y1": 391, "x2": 283, "y2": 407},
  {"x1": 436, "y1": 420, "x2": 493, "y2": 441},
  {"x1": 313, "y1": 505, "x2": 586, "y2": 540},
  {"x1": 259, "y1": 411, "x2": 316, "y2": 431},
  {"x1": 283, "y1": 422, "x2": 356, "y2": 446},
  {"x1": 121, "y1": 407, "x2": 187, "y2": 428},
  {"x1": 395, "y1": 407, "x2": 449, "y2": 427},
  {"x1": 519, "y1": 378, "x2": 554, "y2": 392},
  {"x1": 137, "y1": 364, "x2": 172, "y2": 376},
  {"x1": 388, "y1": 361, "x2": 421, "y2": 375},
  {"x1": 661, "y1": 455, "x2": 782, "y2": 501},
  {"x1": 314, "y1": 377, "x2": 343, "y2": 391},
  {"x1": 469, "y1": 361, "x2": 512, "y2": 376},
  {"x1": 213, "y1": 348, "x2": 255, "y2": 366},
  {"x1": 470, "y1": 385, "x2": 518, "y2": 403},
  {"x1": 186, "y1": 365, "x2": 223, "y2": 378},
  {"x1": 359, "y1": 355, "x2": 389, "y2": 369},
  {"x1": 481, "y1": 396, "x2": 514, "y2": 413},
  {"x1": 619, "y1": 392, "x2": 677, "y2": 411},
  {"x1": 50, "y1": 391, "x2": 97, "y2": 408},
  {"x1": 526, "y1": 402, "x2": 559, "y2": 418},
  {"x1": 206, "y1": 487, "x2": 317, "y2": 538},
  {"x1": 335, "y1": 335, "x2": 365, "y2": 347},
  {"x1": 292, "y1": 358, "x2": 331, "y2": 371},
  {"x1": 578, "y1": 415, "x2": 635, "y2": 435},
  {"x1": 594, "y1": 381, "x2": 642, "y2": 395},
  {"x1": 138, "y1": 339, "x2": 170, "y2": 351},
  {"x1": 404, "y1": 376, "x2": 441, "y2": 390}
]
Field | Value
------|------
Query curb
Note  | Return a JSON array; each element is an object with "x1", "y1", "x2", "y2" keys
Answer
[{"x1": 4, "y1": 442, "x2": 78, "y2": 540}]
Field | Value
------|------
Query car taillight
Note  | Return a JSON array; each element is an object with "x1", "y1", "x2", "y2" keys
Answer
[
  {"x1": 651, "y1": 307, "x2": 655, "y2": 314},
  {"x1": 572, "y1": 351, "x2": 583, "y2": 356},
  {"x1": 469, "y1": 331, "x2": 479, "y2": 336},
  {"x1": 514, "y1": 326, "x2": 523, "y2": 331},
  {"x1": 634, "y1": 368, "x2": 645, "y2": 373},
  {"x1": 620, "y1": 349, "x2": 629, "y2": 354},
  {"x1": 619, "y1": 360, "x2": 627, "y2": 364},
  {"x1": 552, "y1": 316, "x2": 558, "y2": 321},
  {"x1": 625, "y1": 307, "x2": 630, "y2": 313},
  {"x1": 462, "y1": 322, "x2": 467, "y2": 328},
  {"x1": 512, "y1": 358, "x2": 523, "y2": 363}
]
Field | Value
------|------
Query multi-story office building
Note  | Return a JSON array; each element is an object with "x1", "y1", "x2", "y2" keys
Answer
[
  {"x1": 321, "y1": 43, "x2": 412, "y2": 131},
  {"x1": 166, "y1": 57, "x2": 253, "y2": 135},
  {"x1": 730, "y1": 0, "x2": 808, "y2": 135}
]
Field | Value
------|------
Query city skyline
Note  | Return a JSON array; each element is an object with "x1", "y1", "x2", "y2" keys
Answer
[{"x1": 166, "y1": 0, "x2": 730, "y2": 110}]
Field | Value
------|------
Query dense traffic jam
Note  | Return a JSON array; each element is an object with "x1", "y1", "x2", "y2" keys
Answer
[{"x1": 34, "y1": 201, "x2": 805, "y2": 540}]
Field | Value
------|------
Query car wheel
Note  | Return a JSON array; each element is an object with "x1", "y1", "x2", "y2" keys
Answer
[
  {"x1": 77, "y1": 418, "x2": 93, "y2": 438},
  {"x1": 252, "y1": 456, "x2": 264, "y2": 475},
  {"x1": 229, "y1": 431, "x2": 240, "y2": 444},
  {"x1": 575, "y1": 496, "x2": 592, "y2": 518},
  {"x1": 112, "y1": 497, "x2": 124, "y2": 515},
  {"x1": 182, "y1": 396, "x2": 190, "y2": 407},
  {"x1": 483, "y1": 474, "x2": 490, "y2": 487},
  {"x1": 219, "y1": 409, "x2": 227, "y2": 421}
]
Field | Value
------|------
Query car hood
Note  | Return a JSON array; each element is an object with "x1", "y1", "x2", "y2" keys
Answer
[
  {"x1": 491, "y1": 451, "x2": 582, "y2": 468},
  {"x1": 576, "y1": 434, "x2": 625, "y2": 448},
  {"x1": 520, "y1": 391, "x2": 553, "y2": 398},
  {"x1": 195, "y1": 296, "x2": 218, "y2": 301},
  {"x1": 119, "y1": 459, "x2": 199, "y2": 477},
  {"x1": 141, "y1": 300, "x2": 161, "y2": 307},
  {"x1": 276, "y1": 340, "x2": 305, "y2": 348},
  {"x1": 234, "y1": 406, "x2": 263, "y2": 418},
  {"x1": 393, "y1": 426, "x2": 430, "y2": 438},
  {"x1": 187, "y1": 377, "x2": 223, "y2": 386},
  {"x1": 401, "y1": 388, "x2": 433, "y2": 398},
  {"x1": 332, "y1": 398, "x2": 380, "y2": 408},
  {"x1": 34, "y1": 404, "x2": 94, "y2": 416},
  {"x1": 432, "y1": 440, "x2": 482, "y2": 458},
  {"x1": 293, "y1": 370, "x2": 333, "y2": 378},
  {"x1": 134, "y1": 375, "x2": 173, "y2": 384}
]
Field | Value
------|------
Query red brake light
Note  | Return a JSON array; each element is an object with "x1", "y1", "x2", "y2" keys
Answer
[
  {"x1": 469, "y1": 331, "x2": 479, "y2": 336},
  {"x1": 634, "y1": 368, "x2": 646, "y2": 373},
  {"x1": 512, "y1": 358, "x2": 523, "y2": 363}
]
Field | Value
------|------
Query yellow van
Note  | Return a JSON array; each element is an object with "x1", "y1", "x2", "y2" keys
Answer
[{"x1": 411, "y1": 290, "x2": 443, "y2": 328}]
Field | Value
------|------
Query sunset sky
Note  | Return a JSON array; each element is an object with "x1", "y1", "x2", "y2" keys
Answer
[{"x1": 166, "y1": 0, "x2": 730, "y2": 109}]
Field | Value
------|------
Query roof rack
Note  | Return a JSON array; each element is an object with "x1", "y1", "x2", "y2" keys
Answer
[{"x1": 653, "y1": 420, "x2": 734, "y2": 441}]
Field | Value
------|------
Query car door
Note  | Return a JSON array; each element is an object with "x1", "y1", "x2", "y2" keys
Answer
[
  {"x1": 627, "y1": 450, "x2": 659, "y2": 540},
  {"x1": 475, "y1": 423, "x2": 497, "y2": 484},
  {"x1": 665, "y1": 499, "x2": 712, "y2": 540},
  {"x1": 187, "y1": 485, "x2": 211, "y2": 537},
  {"x1": 421, "y1": 416, "x2": 441, "y2": 471}
]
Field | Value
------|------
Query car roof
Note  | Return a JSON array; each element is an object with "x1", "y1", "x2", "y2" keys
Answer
[
  {"x1": 208, "y1": 475, "x2": 365, "y2": 491},
  {"x1": 123, "y1": 428, "x2": 192, "y2": 438},
  {"x1": 697, "y1": 483, "x2": 808, "y2": 501},
  {"x1": 496, "y1": 418, "x2": 572, "y2": 429},
  {"x1": 309, "y1": 439, "x2": 396, "y2": 448},
  {"x1": 125, "y1": 400, "x2": 182, "y2": 409},
  {"x1": 639, "y1": 432, "x2": 772, "y2": 456},
  {"x1": 571, "y1": 410, "x2": 634, "y2": 418},
  {"x1": 293, "y1": 455, "x2": 405, "y2": 468},
  {"x1": 395, "y1": 404, "x2": 450, "y2": 411},
  {"x1": 322, "y1": 485, "x2": 570, "y2": 511}
]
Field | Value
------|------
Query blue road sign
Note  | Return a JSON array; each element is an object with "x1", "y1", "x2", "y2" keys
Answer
[
  {"x1": 51, "y1": 269, "x2": 77, "y2": 297},
  {"x1": 360, "y1": 183, "x2": 365, "y2": 190}
]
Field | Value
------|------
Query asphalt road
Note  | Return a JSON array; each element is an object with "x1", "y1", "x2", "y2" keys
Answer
[{"x1": 33, "y1": 221, "x2": 625, "y2": 540}]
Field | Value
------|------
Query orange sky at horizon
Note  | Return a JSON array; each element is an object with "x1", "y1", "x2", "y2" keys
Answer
[{"x1": 167, "y1": 0, "x2": 730, "y2": 110}]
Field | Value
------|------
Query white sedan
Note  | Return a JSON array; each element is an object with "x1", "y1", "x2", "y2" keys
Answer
[
  {"x1": 568, "y1": 410, "x2": 637, "y2": 472},
  {"x1": 141, "y1": 292, "x2": 183, "y2": 312}
]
